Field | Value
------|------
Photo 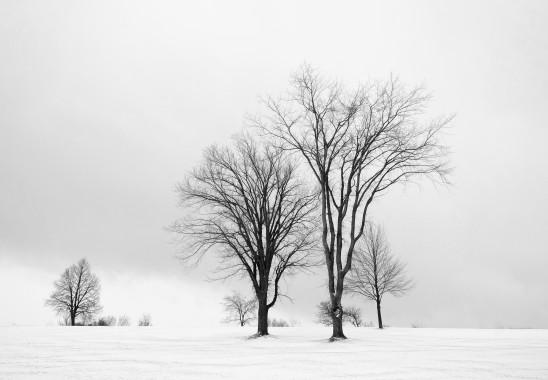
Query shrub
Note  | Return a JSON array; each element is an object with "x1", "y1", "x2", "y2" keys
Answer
[
  {"x1": 118, "y1": 315, "x2": 131, "y2": 326},
  {"x1": 138, "y1": 314, "x2": 152, "y2": 326},
  {"x1": 96, "y1": 315, "x2": 116, "y2": 326},
  {"x1": 268, "y1": 318, "x2": 290, "y2": 327}
]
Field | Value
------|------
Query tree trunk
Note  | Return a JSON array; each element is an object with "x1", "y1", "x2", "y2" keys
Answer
[
  {"x1": 376, "y1": 300, "x2": 383, "y2": 329},
  {"x1": 257, "y1": 297, "x2": 269, "y2": 336},
  {"x1": 330, "y1": 302, "x2": 346, "y2": 340},
  {"x1": 70, "y1": 313, "x2": 76, "y2": 326}
]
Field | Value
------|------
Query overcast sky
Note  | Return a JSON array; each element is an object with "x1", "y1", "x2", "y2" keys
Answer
[{"x1": 1, "y1": 0, "x2": 547, "y2": 328}]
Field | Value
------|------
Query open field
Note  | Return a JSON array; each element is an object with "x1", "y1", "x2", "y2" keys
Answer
[{"x1": 1, "y1": 326, "x2": 547, "y2": 379}]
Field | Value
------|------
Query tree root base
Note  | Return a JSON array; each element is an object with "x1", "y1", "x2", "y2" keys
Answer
[
  {"x1": 248, "y1": 332, "x2": 271, "y2": 339},
  {"x1": 328, "y1": 335, "x2": 348, "y2": 342}
]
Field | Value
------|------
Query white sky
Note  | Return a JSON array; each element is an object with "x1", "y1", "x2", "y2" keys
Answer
[{"x1": 1, "y1": 0, "x2": 547, "y2": 328}]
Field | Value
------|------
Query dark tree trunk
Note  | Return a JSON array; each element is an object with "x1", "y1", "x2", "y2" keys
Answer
[
  {"x1": 376, "y1": 300, "x2": 383, "y2": 329},
  {"x1": 330, "y1": 302, "x2": 346, "y2": 340},
  {"x1": 70, "y1": 313, "x2": 76, "y2": 326},
  {"x1": 256, "y1": 296, "x2": 269, "y2": 336}
]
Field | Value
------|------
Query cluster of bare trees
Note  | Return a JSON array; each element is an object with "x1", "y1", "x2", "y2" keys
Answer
[
  {"x1": 257, "y1": 66, "x2": 449, "y2": 339},
  {"x1": 175, "y1": 65, "x2": 449, "y2": 339},
  {"x1": 45, "y1": 66, "x2": 448, "y2": 339},
  {"x1": 174, "y1": 65, "x2": 449, "y2": 339}
]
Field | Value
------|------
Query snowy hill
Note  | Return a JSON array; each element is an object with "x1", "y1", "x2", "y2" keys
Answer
[{"x1": 1, "y1": 326, "x2": 547, "y2": 379}]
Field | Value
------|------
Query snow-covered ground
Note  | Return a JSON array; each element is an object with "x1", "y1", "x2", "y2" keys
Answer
[{"x1": 1, "y1": 326, "x2": 547, "y2": 379}]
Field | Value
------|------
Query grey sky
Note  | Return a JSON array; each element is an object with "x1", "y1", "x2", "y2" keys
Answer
[{"x1": 1, "y1": 0, "x2": 547, "y2": 327}]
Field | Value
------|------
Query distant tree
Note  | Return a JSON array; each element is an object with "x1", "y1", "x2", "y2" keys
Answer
[
  {"x1": 173, "y1": 135, "x2": 318, "y2": 336},
  {"x1": 117, "y1": 315, "x2": 131, "y2": 326},
  {"x1": 96, "y1": 315, "x2": 116, "y2": 326},
  {"x1": 45, "y1": 258, "x2": 102, "y2": 326},
  {"x1": 346, "y1": 224, "x2": 413, "y2": 329},
  {"x1": 138, "y1": 314, "x2": 152, "y2": 326},
  {"x1": 316, "y1": 301, "x2": 362, "y2": 327},
  {"x1": 268, "y1": 318, "x2": 290, "y2": 327},
  {"x1": 343, "y1": 306, "x2": 363, "y2": 327},
  {"x1": 260, "y1": 65, "x2": 450, "y2": 339},
  {"x1": 223, "y1": 292, "x2": 257, "y2": 327}
]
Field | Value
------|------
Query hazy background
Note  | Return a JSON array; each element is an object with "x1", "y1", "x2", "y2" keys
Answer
[{"x1": 1, "y1": 0, "x2": 547, "y2": 328}]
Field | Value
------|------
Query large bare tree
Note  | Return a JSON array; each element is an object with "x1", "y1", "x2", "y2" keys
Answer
[
  {"x1": 222, "y1": 292, "x2": 257, "y2": 326},
  {"x1": 45, "y1": 258, "x2": 102, "y2": 326},
  {"x1": 173, "y1": 136, "x2": 317, "y2": 336},
  {"x1": 259, "y1": 65, "x2": 450, "y2": 339},
  {"x1": 346, "y1": 224, "x2": 412, "y2": 328}
]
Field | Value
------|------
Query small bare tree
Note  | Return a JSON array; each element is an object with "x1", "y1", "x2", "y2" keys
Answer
[
  {"x1": 260, "y1": 65, "x2": 450, "y2": 339},
  {"x1": 45, "y1": 258, "x2": 102, "y2": 326},
  {"x1": 223, "y1": 292, "x2": 257, "y2": 326},
  {"x1": 316, "y1": 301, "x2": 334, "y2": 326},
  {"x1": 343, "y1": 306, "x2": 363, "y2": 327},
  {"x1": 346, "y1": 224, "x2": 413, "y2": 329},
  {"x1": 173, "y1": 135, "x2": 318, "y2": 336},
  {"x1": 316, "y1": 301, "x2": 362, "y2": 327}
]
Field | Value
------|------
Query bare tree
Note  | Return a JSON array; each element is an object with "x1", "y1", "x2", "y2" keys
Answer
[
  {"x1": 316, "y1": 301, "x2": 334, "y2": 326},
  {"x1": 223, "y1": 292, "x2": 257, "y2": 326},
  {"x1": 343, "y1": 306, "x2": 363, "y2": 327},
  {"x1": 346, "y1": 223, "x2": 413, "y2": 329},
  {"x1": 316, "y1": 301, "x2": 362, "y2": 327},
  {"x1": 45, "y1": 258, "x2": 102, "y2": 326},
  {"x1": 259, "y1": 65, "x2": 450, "y2": 339},
  {"x1": 173, "y1": 135, "x2": 318, "y2": 336}
]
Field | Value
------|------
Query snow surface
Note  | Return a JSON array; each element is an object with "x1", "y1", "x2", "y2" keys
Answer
[{"x1": 1, "y1": 326, "x2": 547, "y2": 379}]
